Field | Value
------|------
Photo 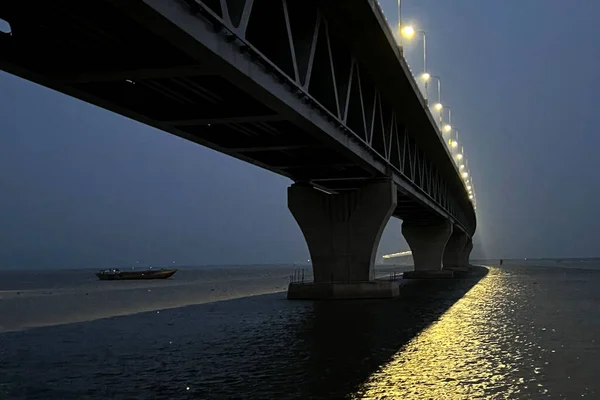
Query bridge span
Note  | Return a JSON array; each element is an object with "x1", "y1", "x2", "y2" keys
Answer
[{"x1": 0, "y1": 0, "x2": 476, "y2": 299}]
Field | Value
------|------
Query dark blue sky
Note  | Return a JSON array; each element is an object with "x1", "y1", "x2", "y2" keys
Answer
[{"x1": 1, "y1": 0, "x2": 599, "y2": 269}]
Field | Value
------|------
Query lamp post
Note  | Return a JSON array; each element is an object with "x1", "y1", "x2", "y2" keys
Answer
[
  {"x1": 417, "y1": 30, "x2": 428, "y2": 100},
  {"x1": 443, "y1": 106, "x2": 452, "y2": 134},
  {"x1": 456, "y1": 145, "x2": 464, "y2": 162},
  {"x1": 449, "y1": 129, "x2": 459, "y2": 151},
  {"x1": 401, "y1": 26, "x2": 428, "y2": 101},
  {"x1": 429, "y1": 75, "x2": 442, "y2": 127},
  {"x1": 414, "y1": 30, "x2": 427, "y2": 96},
  {"x1": 430, "y1": 75, "x2": 441, "y2": 108},
  {"x1": 397, "y1": 0, "x2": 402, "y2": 49}
]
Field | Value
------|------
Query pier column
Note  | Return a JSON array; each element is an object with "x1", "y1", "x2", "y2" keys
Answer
[
  {"x1": 443, "y1": 230, "x2": 469, "y2": 272},
  {"x1": 402, "y1": 220, "x2": 454, "y2": 278},
  {"x1": 287, "y1": 179, "x2": 398, "y2": 299},
  {"x1": 462, "y1": 237, "x2": 474, "y2": 267}
]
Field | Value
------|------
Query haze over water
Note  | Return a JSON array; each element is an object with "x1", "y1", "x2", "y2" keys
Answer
[{"x1": 2, "y1": 260, "x2": 600, "y2": 399}]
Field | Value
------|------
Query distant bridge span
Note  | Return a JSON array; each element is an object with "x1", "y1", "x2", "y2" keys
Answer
[
  {"x1": 382, "y1": 251, "x2": 412, "y2": 260},
  {"x1": 0, "y1": 0, "x2": 476, "y2": 298}
]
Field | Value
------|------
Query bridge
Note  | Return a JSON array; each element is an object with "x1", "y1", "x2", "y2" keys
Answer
[
  {"x1": 0, "y1": 0, "x2": 476, "y2": 299},
  {"x1": 382, "y1": 250, "x2": 412, "y2": 260}
]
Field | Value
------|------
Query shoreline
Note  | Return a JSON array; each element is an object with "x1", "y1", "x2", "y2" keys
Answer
[
  {"x1": 0, "y1": 265, "x2": 410, "y2": 333},
  {"x1": 2, "y1": 262, "x2": 597, "y2": 334}
]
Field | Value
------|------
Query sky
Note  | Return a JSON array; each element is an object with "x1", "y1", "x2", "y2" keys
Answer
[{"x1": 1, "y1": 0, "x2": 600, "y2": 269}]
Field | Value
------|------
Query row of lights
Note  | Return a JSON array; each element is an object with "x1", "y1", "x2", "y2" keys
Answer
[{"x1": 396, "y1": 8, "x2": 476, "y2": 210}]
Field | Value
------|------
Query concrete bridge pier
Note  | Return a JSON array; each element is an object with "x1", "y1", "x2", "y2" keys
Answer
[
  {"x1": 462, "y1": 237, "x2": 474, "y2": 267},
  {"x1": 287, "y1": 179, "x2": 399, "y2": 299},
  {"x1": 443, "y1": 230, "x2": 470, "y2": 272},
  {"x1": 402, "y1": 221, "x2": 455, "y2": 279}
]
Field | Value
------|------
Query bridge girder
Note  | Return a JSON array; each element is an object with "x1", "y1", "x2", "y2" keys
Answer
[{"x1": 0, "y1": 0, "x2": 475, "y2": 234}]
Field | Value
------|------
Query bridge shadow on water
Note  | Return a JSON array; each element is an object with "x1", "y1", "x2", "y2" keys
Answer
[
  {"x1": 286, "y1": 266, "x2": 489, "y2": 399},
  {"x1": 167, "y1": 266, "x2": 490, "y2": 399}
]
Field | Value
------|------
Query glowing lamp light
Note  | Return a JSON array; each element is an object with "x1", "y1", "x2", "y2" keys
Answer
[
  {"x1": 434, "y1": 103, "x2": 443, "y2": 111},
  {"x1": 467, "y1": 185, "x2": 472, "y2": 190},
  {"x1": 421, "y1": 72, "x2": 431, "y2": 81},
  {"x1": 456, "y1": 153, "x2": 463, "y2": 160},
  {"x1": 401, "y1": 25, "x2": 415, "y2": 39},
  {"x1": 451, "y1": 140, "x2": 458, "y2": 148},
  {"x1": 469, "y1": 194, "x2": 474, "y2": 200},
  {"x1": 443, "y1": 124, "x2": 452, "y2": 132},
  {"x1": 460, "y1": 164, "x2": 465, "y2": 169},
  {"x1": 462, "y1": 172, "x2": 469, "y2": 178}
]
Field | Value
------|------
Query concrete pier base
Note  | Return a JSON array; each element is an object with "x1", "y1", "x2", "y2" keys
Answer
[
  {"x1": 287, "y1": 282, "x2": 399, "y2": 300},
  {"x1": 462, "y1": 238, "x2": 474, "y2": 267},
  {"x1": 403, "y1": 270, "x2": 454, "y2": 279},
  {"x1": 443, "y1": 230, "x2": 469, "y2": 270},
  {"x1": 444, "y1": 266, "x2": 469, "y2": 273},
  {"x1": 402, "y1": 220, "x2": 453, "y2": 273},
  {"x1": 287, "y1": 179, "x2": 397, "y2": 301}
]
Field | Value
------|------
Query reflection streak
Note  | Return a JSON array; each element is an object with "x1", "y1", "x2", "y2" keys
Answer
[{"x1": 354, "y1": 268, "x2": 546, "y2": 399}]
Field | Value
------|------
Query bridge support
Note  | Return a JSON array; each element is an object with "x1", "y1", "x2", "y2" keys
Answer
[
  {"x1": 287, "y1": 179, "x2": 398, "y2": 299},
  {"x1": 443, "y1": 230, "x2": 469, "y2": 272},
  {"x1": 462, "y1": 237, "x2": 474, "y2": 267},
  {"x1": 402, "y1": 221, "x2": 454, "y2": 279}
]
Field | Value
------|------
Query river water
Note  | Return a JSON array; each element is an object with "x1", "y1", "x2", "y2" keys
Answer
[{"x1": 1, "y1": 261, "x2": 599, "y2": 399}]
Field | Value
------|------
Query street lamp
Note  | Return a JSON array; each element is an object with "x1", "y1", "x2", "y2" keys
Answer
[
  {"x1": 443, "y1": 107, "x2": 452, "y2": 133},
  {"x1": 402, "y1": 25, "x2": 428, "y2": 101},
  {"x1": 401, "y1": 25, "x2": 415, "y2": 38},
  {"x1": 428, "y1": 75, "x2": 443, "y2": 127},
  {"x1": 429, "y1": 75, "x2": 441, "y2": 107},
  {"x1": 397, "y1": 0, "x2": 403, "y2": 48},
  {"x1": 421, "y1": 72, "x2": 432, "y2": 102}
]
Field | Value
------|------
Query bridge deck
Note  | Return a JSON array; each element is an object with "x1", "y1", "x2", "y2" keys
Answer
[{"x1": 0, "y1": 0, "x2": 475, "y2": 231}]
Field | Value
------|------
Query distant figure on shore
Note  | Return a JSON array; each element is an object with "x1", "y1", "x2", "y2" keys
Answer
[{"x1": 500, "y1": 259, "x2": 504, "y2": 266}]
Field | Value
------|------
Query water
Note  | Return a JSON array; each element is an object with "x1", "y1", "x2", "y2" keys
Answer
[{"x1": 1, "y1": 261, "x2": 600, "y2": 398}]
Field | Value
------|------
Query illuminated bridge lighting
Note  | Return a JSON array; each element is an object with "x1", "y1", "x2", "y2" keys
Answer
[{"x1": 388, "y1": 0, "x2": 478, "y2": 212}]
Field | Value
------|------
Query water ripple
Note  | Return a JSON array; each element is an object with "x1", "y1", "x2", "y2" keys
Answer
[{"x1": 2, "y1": 265, "x2": 600, "y2": 398}]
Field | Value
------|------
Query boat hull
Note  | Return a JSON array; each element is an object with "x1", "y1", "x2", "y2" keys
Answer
[{"x1": 96, "y1": 269, "x2": 177, "y2": 281}]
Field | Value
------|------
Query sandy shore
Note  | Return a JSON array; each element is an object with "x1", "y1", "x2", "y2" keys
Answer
[{"x1": 0, "y1": 267, "x2": 291, "y2": 333}]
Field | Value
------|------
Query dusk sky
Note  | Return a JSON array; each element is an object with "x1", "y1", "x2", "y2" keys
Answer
[{"x1": 1, "y1": 0, "x2": 598, "y2": 269}]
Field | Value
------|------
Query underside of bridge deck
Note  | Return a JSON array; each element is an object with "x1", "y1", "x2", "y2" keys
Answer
[{"x1": 0, "y1": 0, "x2": 474, "y2": 230}]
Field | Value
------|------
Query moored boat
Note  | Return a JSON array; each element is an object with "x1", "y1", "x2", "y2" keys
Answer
[{"x1": 96, "y1": 268, "x2": 177, "y2": 280}]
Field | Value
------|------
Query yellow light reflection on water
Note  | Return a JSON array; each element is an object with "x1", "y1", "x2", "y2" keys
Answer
[{"x1": 352, "y1": 268, "x2": 543, "y2": 399}]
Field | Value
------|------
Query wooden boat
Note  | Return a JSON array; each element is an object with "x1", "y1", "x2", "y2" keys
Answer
[{"x1": 96, "y1": 268, "x2": 177, "y2": 280}]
